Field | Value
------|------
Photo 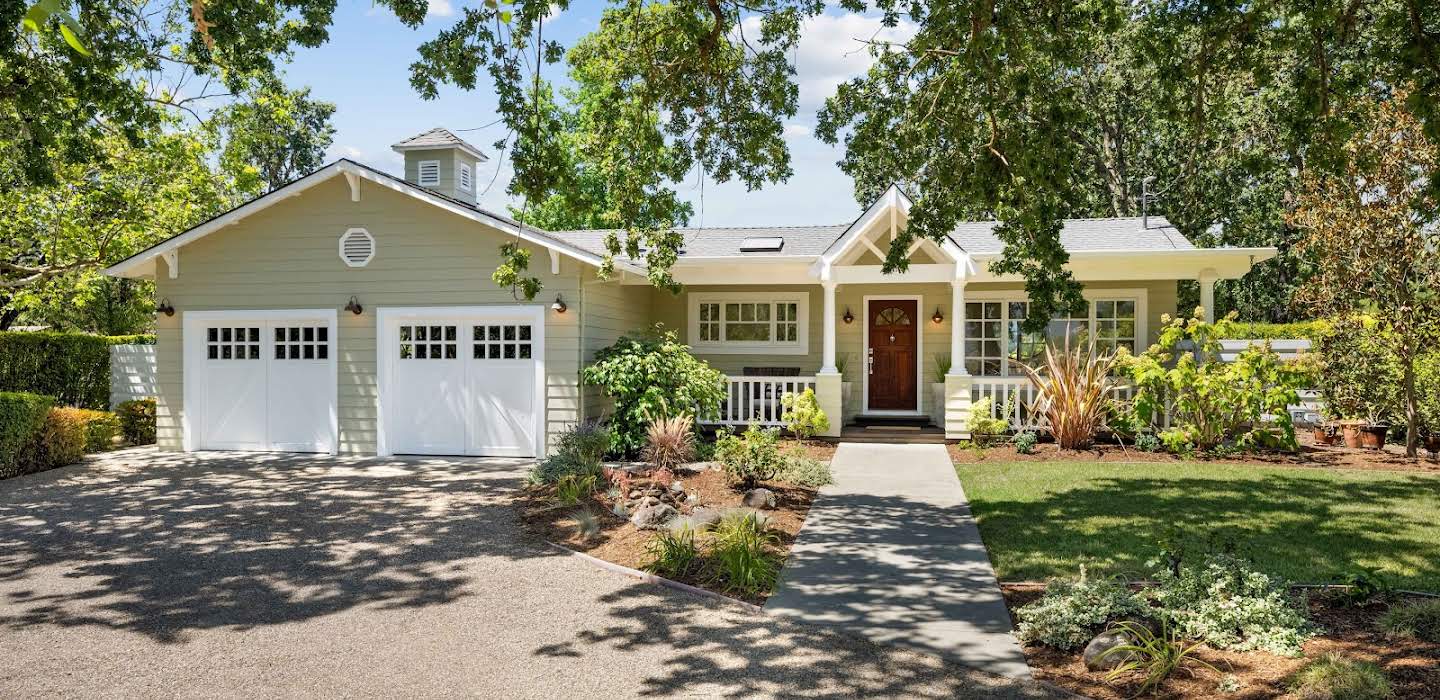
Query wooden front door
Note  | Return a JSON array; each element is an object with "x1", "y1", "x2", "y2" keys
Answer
[{"x1": 867, "y1": 299, "x2": 918, "y2": 411}]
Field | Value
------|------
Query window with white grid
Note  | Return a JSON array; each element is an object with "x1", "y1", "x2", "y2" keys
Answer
[
  {"x1": 1092, "y1": 300, "x2": 1137, "y2": 354},
  {"x1": 206, "y1": 326, "x2": 261, "y2": 360},
  {"x1": 273, "y1": 326, "x2": 329, "y2": 360},
  {"x1": 399, "y1": 324, "x2": 457, "y2": 360},
  {"x1": 689, "y1": 293, "x2": 807, "y2": 354},
  {"x1": 473, "y1": 324, "x2": 533, "y2": 360},
  {"x1": 964, "y1": 302, "x2": 1003, "y2": 376}
]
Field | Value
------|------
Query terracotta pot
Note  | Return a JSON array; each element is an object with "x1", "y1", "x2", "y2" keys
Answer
[
  {"x1": 1312, "y1": 426, "x2": 1339, "y2": 446},
  {"x1": 1424, "y1": 434, "x2": 1440, "y2": 457},
  {"x1": 1340, "y1": 421, "x2": 1366, "y2": 448},
  {"x1": 1358, "y1": 424, "x2": 1388, "y2": 450}
]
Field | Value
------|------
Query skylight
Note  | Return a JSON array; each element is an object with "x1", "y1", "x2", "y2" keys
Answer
[{"x1": 739, "y1": 236, "x2": 784, "y2": 252}]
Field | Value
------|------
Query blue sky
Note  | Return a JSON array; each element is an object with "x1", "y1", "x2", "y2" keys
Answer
[{"x1": 283, "y1": 1, "x2": 914, "y2": 227}]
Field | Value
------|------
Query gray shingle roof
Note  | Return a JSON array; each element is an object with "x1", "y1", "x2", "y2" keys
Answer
[
  {"x1": 391, "y1": 128, "x2": 488, "y2": 161},
  {"x1": 548, "y1": 217, "x2": 1191, "y2": 260}
]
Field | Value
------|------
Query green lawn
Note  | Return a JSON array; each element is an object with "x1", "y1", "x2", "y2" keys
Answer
[{"x1": 955, "y1": 461, "x2": 1440, "y2": 592}]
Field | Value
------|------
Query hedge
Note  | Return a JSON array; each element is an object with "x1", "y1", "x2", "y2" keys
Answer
[
  {"x1": 16, "y1": 407, "x2": 89, "y2": 476},
  {"x1": 72, "y1": 408, "x2": 121, "y2": 452},
  {"x1": 1216, "y1": 320, "x2": 1333, "y2": 342},
  {"x1": 0, "y1": 392, "x2": 54, "y2": 479},
  {"x1": 117, "y1": 398, "x2": 157, "y2": 445},
  {"x1": 0, "y1": 331, "x2": 154, "y2": 410}
]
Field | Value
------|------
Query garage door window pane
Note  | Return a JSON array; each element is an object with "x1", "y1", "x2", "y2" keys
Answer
[
  {"x1": 275, "y1": 325, "x2": 329, "y2": 361},
  {"x1": 400, "y1": 325, "x2": 455, "y2": 360},
  {"x1": 473, "y1": 324, "x2": 533, "y2": 360},
  {"x1": 208, "y1": 326, "x2": 260, "y2": 361}
]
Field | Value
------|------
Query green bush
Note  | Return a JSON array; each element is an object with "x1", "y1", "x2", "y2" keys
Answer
[
  {"x1": 779, "y1": 388, "x2": 829, "y2": 439},
  {"x1": 0, "y1": 331, "x2": 154, "y2": 409},
  {"x1": 1217, "y1": 320, "x2": 1332, "y2": 341},
  {"x1": 116, "y1": 398, "x2": 156, "y2": 445},
  {"x1": 1289, "y1": 653, "x2": 1391, "y2": 700},
  {"x1": 529, "y1": 419, "x2": 610, "y2": 485},
  {"x1": 72, "y1": 409, "x2": 121, "y2": 452},
  {"x1": 1147, "y1": 552, "x2": 1314, "y2": 656},
  {"x1": 1013, "y1": 430, "x2": 1038, "y2": 455},
  {"x1": 1014, "y1": 568, "x2": 1149, "y2": 650},
  {"x1": 1378, "y1": 599, "x2": 1440, "y2": 643},
  {"x1": 967, "y1": 396, "x2": 1010, "y2": 443},
  {"x1": 709, "y1": 510, "x2": 781, "y2": 597},
  {"x1": 1416, "y1": 352, "x2": 1440, "y2": 436},
  {"x1": 644, "y1": 525, "x2": 701, "y2": 578},
  {"x1": 15, "y1": 407, "x2": 89, "y2": 476},
  {"x1": 775, "y1": 449, "x2": 833, "y2": 487},
  {"x1": 0, "y1": 392, "x2": 54, "y2": 478},
  {"x1": 582, "y1": 327, "x2": 726, "y2": 456},
  {"x1": 1317, "y1": 318, "x2": 1403, "y2": 423},
  {"x1": 713, "y1": 423, "x2": 783, "y2": 488}
]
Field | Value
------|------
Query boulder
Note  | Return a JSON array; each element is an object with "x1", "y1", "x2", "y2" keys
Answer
[
  {"x1": 670, "y1": 480, "x2": 685, "y2": 493},
  {"x1": 742, "y1": 487, "x2": 777, "y2": 509},
  {"x1": 630, "y1": 503, "x2": 677, "y2": 530},
  {"x1": 688, "y1": 507, "x2": 724, "y2": 529},
  {"x1": 1083, "y1": 629, "x2": 1137, "y2": 671}
]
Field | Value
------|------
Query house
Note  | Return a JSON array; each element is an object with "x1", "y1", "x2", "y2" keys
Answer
[{"x1": 103, "y1": 128, "x2": 1275, "y2": 457}]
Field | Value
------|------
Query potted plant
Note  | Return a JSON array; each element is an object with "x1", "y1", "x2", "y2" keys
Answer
[
  {"x1": 836, "y1": 354, "x2": 853, "y2": 406},
  {"x1": 1312, "y1": 422, "x2": 1340, "y2": 446},
  {"x1": 931, "y1": 355, "x2": 952, "y2": 427}
]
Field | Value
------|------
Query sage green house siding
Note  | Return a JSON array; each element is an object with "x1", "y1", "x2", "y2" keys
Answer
[
  {"x1": 579, "y1": 279, "x2": 653, "y2": 421},
  {"x1": 153, "y1": 177, "x2": 586, "y2": 454}
]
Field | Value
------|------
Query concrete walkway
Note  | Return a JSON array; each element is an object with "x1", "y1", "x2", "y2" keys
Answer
[{"x1": 766, "y1": 443, "x2": 1031, "y2": 679}]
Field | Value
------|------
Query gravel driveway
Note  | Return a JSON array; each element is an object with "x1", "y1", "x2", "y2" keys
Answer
[{"x1": 0, "y1": 448, "x2": 1062, "y2": 699}]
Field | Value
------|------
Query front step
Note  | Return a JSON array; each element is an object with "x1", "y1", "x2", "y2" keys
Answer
[
  {"x1": 851, "y1": 414, "x2": 932, "y2": 427},
  {"x1": 832, "y1": 423, "x2": 949, "y2": 444}
]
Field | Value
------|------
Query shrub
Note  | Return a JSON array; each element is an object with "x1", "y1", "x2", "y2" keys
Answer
[
  {"x1": 71, "y1": 409, "x2": 121, "y2": 452},
  {"x1": 16, "y1": 407, "x2": 89, "y2": 476},
  {"x1": 1017, "y1": 333, "x2": 1118, "y2": 449},
  {"x1": 644, "y1": 525, "x2": 701, "y2": 578},
  {"x1": 582, "y1": 327, "x2": 726, "y2": 456},
  {"x1": 1118, "y1": 309, "x2": 1315, "y2": 452},
  {"x1": 713, "y1": 423, "x2": 783, "y2": 489},
  {"x1": 572, "y1": 508, "x2": 602, "y2": 542},
  {"x1": 1378, "y1": 599, "x2": 1440, "y2": 643},
  {"x1": 1329, "y1": 567, "x2": 1395, "y2": 607},
  {"x1": 1099, "y1": 620, "x2": 1217, "y2": 697},
  {"x1": 529, "y1": 419, "x2": 610, "y2": 485},
  {"x1": 1217, "y1": 320, "x2": 1333, "y2": 342},
  {"x1": 1415, "y1": 352, "x2": 1440, "y2": 436},
  {"x1": 116, "y1": 398, "x2": 157, "y2": 445},
  {"x1": 1147, "y1": 552, "x2": 1314, "y2": 656},
  {"x1": 1289, "y1": 654, "x2": 1392, "y2": 700},
  {"x1": 1317, "y1": 317, "x2": 1403, "y2": 424},
  {"x1": 644, "y1": 414, "x2": 695, "y2": 470},
  {"x1": 1014, "y1": 568, "x2": 1149, "y2": 650},
  {"x1": 553, "y1": 473, "x2": 597, "y2": 506},
  {"x1": 967, "y1": 396, "x2": 1010, "y2": 443},
  {"x1": 779, "y1": 388, "x2": 829, "y2": 439},
  {"x1": 0, "y1": 392, "x2": 54, "y2": 478},
  {"x1": 775, "y1": 450, "x2": 833, "y2": 487},
  {"x1": 1134, "y1": 431, "x2": 1163, "y2": 453},
  {"x1": 1013, "y1": 430, "x2": 1038, "y2": 455},
  {"x1": 709, "y1": 511, "x2": 781, "y2": 597},
  {"x1": 0, "y1": 331, "x2": 153, "y2": 409}
]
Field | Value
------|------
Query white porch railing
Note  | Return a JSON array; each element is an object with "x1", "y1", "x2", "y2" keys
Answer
[
  {"x1": 709, "y1": 375, "x2": 818, "y2": 427},
  {"x1": 971, "y1": 376, "x2": 1136, "y2": 430}
]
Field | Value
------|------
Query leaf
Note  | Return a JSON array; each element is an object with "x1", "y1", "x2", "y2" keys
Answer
[
  {"x1": 499, "y1": 10, "x2": 512, "y2": 23},
  {"x1": 57, "y1": 14, "x2": 91, "y2": 56}
]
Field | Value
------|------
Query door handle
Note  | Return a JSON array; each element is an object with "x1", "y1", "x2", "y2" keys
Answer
[{"x1": 867, "y1": 348, "x2": 873, "y2": 375}]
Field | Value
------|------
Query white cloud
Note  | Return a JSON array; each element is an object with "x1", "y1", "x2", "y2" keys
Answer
[
  {"x1": 328, "y1": 145, "x2": 365, "y2": 162},
  {"x1": 783, "y1": 123, "x2": 812, "y2": 139},
  {"x1": 744, "y1": 12, "x2": 917, "y2": 112},
  {"x1": 427, "y1": 0, "x2": 454, "y2": 18}
]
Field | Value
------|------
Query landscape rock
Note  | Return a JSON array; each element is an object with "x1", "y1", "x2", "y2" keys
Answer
[
  {"x1": 1083, "y1": 630, "x2": 1136, "y2": 671},
  {"x1": 688, "y1": 507, "x2": 724, "y2": 529},
  {"x1": 640, "y1": 496, "x2": 660, "y2": 508},
  {"x1": 630, "y1": 503, "x2": 677, "y2": 530},
  {"x1": 669, "y1": 480, "x2": 684, "y2": 493},
  {"x1": 742, "y1": 488, "x2": 776, "y2": 509}
]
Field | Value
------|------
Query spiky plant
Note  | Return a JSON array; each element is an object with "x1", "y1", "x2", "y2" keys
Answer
[
  {"x1": 1018, "y1": 332, "x2": 1119, "y2": 449},
  {"x1": 572, "y1": 508, "x2": 602, "y2": 542},
  {"x1": 644, "y1": 413, "x2": 695, "y2": 471}
]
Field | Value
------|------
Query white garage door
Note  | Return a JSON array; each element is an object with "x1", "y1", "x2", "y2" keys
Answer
[
  {"x1": 378, "y1": 306, "x2": 544, "y2": 457},
  {"x1": 183, "y1": 310, "x2": 338, "y2": 453}
]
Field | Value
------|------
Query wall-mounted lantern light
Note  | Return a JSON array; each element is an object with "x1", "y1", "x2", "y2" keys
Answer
[
  {"x1": 156, "y1": 298, "x2": 175, "y2": 317},
  {"x1": 932, "y1": 307, "x2": 944, "y2": 324},
  {"x1": 842, "y1": 307, "x2": 854, "y2": 324},
  {"x1": 344, "y1": 295, "x2": 364, "y2": 315},
  {"x1": 551, "y1": 295, "x2": 567, "y2": 313}
]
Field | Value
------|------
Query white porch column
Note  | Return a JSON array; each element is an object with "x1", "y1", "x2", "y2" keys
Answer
[
  {"x1": 944, "y1": 268, "x2": 974, "y2": 439},
  {"x1": 949, "y1": 279, "x2": 969, "y2": 376},
  {"x1": 1198, "y1": 268, "x2": 1218, "y2": 323},
  {"x1": 820, "y1": 280, "x2": 838, "y2": 374}
]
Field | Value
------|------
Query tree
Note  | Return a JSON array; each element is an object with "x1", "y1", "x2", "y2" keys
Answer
[
  {"x1": 1291, "y1": 93, "x2": 1440, "y2": 457},
  {"x1": 211, "y1": 81, "x2": 336, "y2": 194}
]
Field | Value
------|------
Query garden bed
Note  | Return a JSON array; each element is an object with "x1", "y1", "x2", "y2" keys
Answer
[
  {"x1": 519, "y1": 461, "x2": 817, "y2": 605},
  {"x1": 1002, "y1": 584, "x2": 1440, "y2": 699},
  {"x1": 948, "y1": 438, "x2": 1440, "y2": 475}
]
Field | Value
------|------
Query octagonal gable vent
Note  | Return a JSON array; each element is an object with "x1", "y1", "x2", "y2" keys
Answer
[{"x1": 339, "y1": 228, "x2": 375, "y2": 267}]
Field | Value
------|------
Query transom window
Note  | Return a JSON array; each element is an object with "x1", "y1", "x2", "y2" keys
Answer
[
  {"x1": 207, "y1": 326, "x2": 260, "y2": 360},
  {"x1": 473, "y1": 324, "x2": 533, "y2": 360},
  {"x1": 965, "y1": 296, "x2": 1142, "y2": 376},
  {"x1": 689, "y1": 293, "x2": 808, "y2": 355},
  {"x1": 399, "y1": 324, "x2": 457, "y2": 360},
  {"x1": 274, "y1": 326, "x2": 329, "y2": 360}
]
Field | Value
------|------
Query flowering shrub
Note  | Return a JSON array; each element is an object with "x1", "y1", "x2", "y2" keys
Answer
[
  {"x1": 1015, "y1": 568, "x2": 1149, "y2": 650},
  {"x1": 779, "y1": 388, "x2": 829, "y2": 439},
  {"x1": 1146, "y1": 553, "x2": 1314, "y2": 656}
]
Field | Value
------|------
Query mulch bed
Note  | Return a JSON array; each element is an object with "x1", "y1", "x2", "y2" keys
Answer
[
  {"x1": 1002, "y1": 584, "x2": 1440, "y2": 699},
  {"x1": 519, "y1": 463, "x2": 817, "y2": 605},
  {"x1": 949, "y1": 436, "x2": 1440, "y2": 475}
]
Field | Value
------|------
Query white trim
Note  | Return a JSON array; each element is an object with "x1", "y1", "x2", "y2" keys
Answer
[
  {"x1": 960, "y1": 288, "x2": 1149, "y2": 375},
  {"x1": 375, "y1": 305, "x2": 547, "y2": 458},
  {"x1": 687, "y1": 291, "x2": 809, "y2": 356},
  {"x1": 344, "y1": 171, "x2": 361, "y2": 202},
  {"x1": 101, "y1": 162, "x2": 644, "y2": 280},
  {"x1": 162, "y1": 250, "x2": 178, "y2": 279},
  {"x1": 181, "y1": 309, "x2": 339, "y2": 454},
  {"x1": 337, "y1": 227, "x2": 376, "y2": 267},
  {"x1": 457, "y1": 162, "x2": 473, "y2": 192},
  {"x1": 393, "y1": 141, "x2": 490, "y2": 163},
  {"x1": 862, "y1": 295, "x2": 925, "y2": 414},
  {"x1": 417, "y1": 160, "x2": 441, "y2": 186}
]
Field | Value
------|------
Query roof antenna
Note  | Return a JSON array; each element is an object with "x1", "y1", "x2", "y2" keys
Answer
[{"x1": 1141, "y1": 176, "x2": 1165, "y2": 229}]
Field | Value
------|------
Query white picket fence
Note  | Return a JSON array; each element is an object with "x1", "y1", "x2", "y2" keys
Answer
[
  {"x1": 710, "y1": 375, "x2": 818, "y2": 427},
  {"x1": 110, "y1": 344, "x2": 157, "y2": 408}
]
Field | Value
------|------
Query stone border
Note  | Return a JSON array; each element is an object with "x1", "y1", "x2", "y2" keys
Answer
[
  {"x1": 547, "y1": 542, "x2": 766, "y2": 614},
  {"x1": 1002, "y1": 581, "x2": 1440, "y2": 598}
]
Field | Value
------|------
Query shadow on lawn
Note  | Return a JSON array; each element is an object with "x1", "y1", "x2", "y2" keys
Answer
[
  {"x1": 0, "y1": 448, "x2": 544, "y2": 643},
  {"x1": 968, "y1": 471, "x2": 1440, "y2": 589}
]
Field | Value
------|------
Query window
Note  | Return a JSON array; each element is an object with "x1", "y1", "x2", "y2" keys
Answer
[
  {"x1": 417, "y1": 160, "x2": 441, "y2": 186},
  {"x1": 963, "y1": 293, "x2": 1144, "y2": 376},
  {"x1": 473, "y1": 324, "x2": 533, "y2": 360},
  {"x1": 399, "y1": 324, "x2": 457, "y2": 360},
  {"x1": 274, "y1": 326, "x2": 329, "y2": 360},
  {"x1": 207, "y1": 326, "x2": 261, "y2": 360},
  {"x1": 689, "y1": 293, "x2": 808, "y2": 354},
  {"x1": 964, "y1": 302, "x2": 1003, "y2": 376},
  {"x1": 458, "y1": 163, "x2": 473, "y2": 192}
]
